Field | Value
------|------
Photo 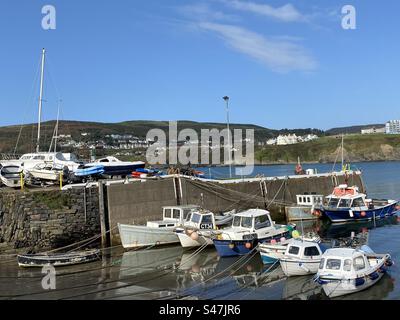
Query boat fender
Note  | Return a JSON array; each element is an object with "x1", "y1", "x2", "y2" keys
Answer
[
  {"x1": 378, "y1": 266, "x2": 387, "y2": 274},
  {"x1": 355, "y1": 277, "x2": 365, "y2": 286},
  {"x1": 228, "y1": 242, "x2": 235, "y2": 249},
  {"x1": 245, "y1": 242, "x2": 252, "y2": 249},
  {"x1": 191, "y1": 232, "x2": 199, "y2": 240},
  {"x1": 369, "y1": 272, "x2": 379, "y2": 281},
  {"x1": 361, "y1": 211, "x2": 366, "y2": 217},
  {"x1": 349, "y1": 210, "x2": 354, "y2": 218}
]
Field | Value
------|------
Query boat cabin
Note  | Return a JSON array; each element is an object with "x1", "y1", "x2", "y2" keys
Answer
[
  {"x1": 326, "y1": 185, "x2": 367, "y2": 209},
  {"x1": 185, "y1": 210, "x2": 216, "y2": 230},
  {"x1": 318, "y1": 247, "x2": 378, "y2": 277},
  {"x1": 296, "y1": 194, "x2": 324, "y2": 207},
  {"x1": 284, "y1": 240, "x2": 323, "y2": 259},
  {"x1": 146, "y1": 205, "x2": 201, "y2": 228},
  {"x1": 230, "y1": 209, "x2": 274, "y2": 232}
]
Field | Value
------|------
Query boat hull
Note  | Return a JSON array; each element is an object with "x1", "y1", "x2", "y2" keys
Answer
[
  {"x1": 118, "y1": 223, "x2": 179, "y2": 248},
  {"x1": 259, "y1": 245, "x2": 287, "y2": 264},
  {"x1": 102, "y1": 163, "x2": 145, "y2": 176},
  {"x1": 322, "y1": 202, "x2": 398, "y2": 223},
  {"x1": 176, "y1": 232, "x2": 213, "y2": 248},
  {"x1": 17, "y1": 250, "x2": 100, "y2": 267},
  {"x1": 320, "y1": 271, "x2": 386, "y2": 298},
  {"x1": 213, "y1": 230, "x2": 290, "y2": 257},
  {"x1": 29, "y1": 170, "x2": 60, "y2": 181},
  {"x1": 280, "y1": 259, "x2": 321, "y2": 276}
]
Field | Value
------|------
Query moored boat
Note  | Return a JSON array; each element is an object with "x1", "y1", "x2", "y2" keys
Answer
[
  {"x1": 280, "y1": 240, "x2": 324, "y2": 276},
  {"x1": 0, "y1": 165, "x2": 23, "y2": 188},
  {"x1": 285, "y1": 194, "x2": 324, "y2": 221},
  {"x1": 211, "y1": 209, "x2": 296, "y2": 257},
  {"x1": 74, "y1": 164, "x2": 105, "y2": 177},
  {"x1": 259, "y1": 231, "x2": 321, "y2": 264},
  {"x1": 315, "y1": 245, "x2": 393, "y2": 298},
  {"x1": 320, "y1": 184, "x2": 398, "y2": 223},
  {"x1": 26, "y1": 163, "x2": 68, "y2": 182},
  {"x1": 118, "y1": 205, "x2": 200, "y2": 249},
  {"x1": 86, "y1": 156, "x2": 145, "y2": 177},
  {"x1": 175, "y1": 209, "x2": 233, "y2": 248},
  {"x1": 17, "y1": 249, "x2": 101, "y2": 267}
]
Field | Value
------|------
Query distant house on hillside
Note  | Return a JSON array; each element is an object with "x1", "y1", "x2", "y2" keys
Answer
[
  {"x1": 361, "y1": 127, "x2": 386, "y2": 134},
  {"x1": 385, "y1": 120, "x2": 400, "y2": 134},
  {"x1": 277, "y1": 134, "x2": 298, "y2": 145}
]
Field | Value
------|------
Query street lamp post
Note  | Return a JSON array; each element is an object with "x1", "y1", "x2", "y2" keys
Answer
[{"x1": 223, "y1": 96, "x2": 232, "y2": 178}]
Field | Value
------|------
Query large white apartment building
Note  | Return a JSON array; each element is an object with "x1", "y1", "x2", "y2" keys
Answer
[{"x1": 385, "y1": 120, "x2": 400, "y2": 134}]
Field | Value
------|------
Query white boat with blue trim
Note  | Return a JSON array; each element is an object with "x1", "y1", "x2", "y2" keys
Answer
[{"x1": 315, "y1": 245, "x2": 393, "y2": 298}]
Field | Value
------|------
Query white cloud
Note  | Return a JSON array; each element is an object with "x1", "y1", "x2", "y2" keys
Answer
[
  {"x1": 197, "y1": 22, "x2": 317, "y2": 73},
  {"x1": 178, "y1": 3, "x2": 238, "y2": 22},
  {"x1": 222, "y1": 0, "x2": 307, "y2": 22}
]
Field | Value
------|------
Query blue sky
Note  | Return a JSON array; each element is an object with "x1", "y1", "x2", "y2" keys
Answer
[{"x1": 0, "y1": 0, "x2": 399, "y2": 130}]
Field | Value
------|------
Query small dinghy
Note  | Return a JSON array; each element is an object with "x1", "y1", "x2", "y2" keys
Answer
[
  {"x1": 74, "y1": 164, "x2": 105, "y2": 177},
  {"x1": 279, "y1": 240, "x2": 324, "y2": 276},
  {"x1": 17, "y1": 249, "x2": 101, "y2": 267},
  {"x1": 315, "y1": 245, "x2": 393, "y2": 298}
]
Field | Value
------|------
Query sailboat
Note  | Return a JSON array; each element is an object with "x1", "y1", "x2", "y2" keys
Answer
[{"x1": 0, "y1": 49, "x2": 81, "y2": 174}]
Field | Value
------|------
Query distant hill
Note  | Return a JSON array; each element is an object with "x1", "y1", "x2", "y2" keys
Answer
[
  {"x1": 325, "y1": 124, "x2": 385, "y2": 135},
  {"x1": 0, "y1": 120, "x2": 323, "y2": 154}
]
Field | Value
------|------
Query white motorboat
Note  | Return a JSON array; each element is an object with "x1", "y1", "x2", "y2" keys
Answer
[
  {"x1": 212, "y1": 209, "x2": 296, "y2": 257},
  {"x1": 26, "y1": 163, "x2": 68, "y2": 182},
  {"x1": 86, "y1": 156, "x2": 145, "y2": 177},
  {"x1": 280, "y1": 240, "x2": 324, "y2": 276},
  {"x1": 315, "y1": 245, "x2": 393, "y2": 298},
  {"x1": 259, "y1": 232, "x2": 321, "y2": 264},
  {"x1": 175, "y1": 209, "x2": 233, "y2": 248},
  {"x1": 118, "y1": 205, "x2": 200, "y2": 249},
  {"x1": 0, "y1": 165, "x2": 23, "y2": 188}
]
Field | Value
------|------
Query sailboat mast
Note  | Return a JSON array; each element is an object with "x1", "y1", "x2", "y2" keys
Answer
[
  {"x1": 54, "y1": 102, "x2": 60, "y2": 153},
  {"x1": 36, "y1": 48, "x2": 46, "y2": 153},
  {"x1": 341, "y1": 134, "x2": 344, "y2": 170}
]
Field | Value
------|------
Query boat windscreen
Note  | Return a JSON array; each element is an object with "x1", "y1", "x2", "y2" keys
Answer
[
  {"x1": 254, "y1": 215, "x2": 271, "y2": 230},
  {"x1": 338, "y1": 199, "x2": 352, "y2": 208},
  {"x1": 328, "y1": 198, "x2": 339, "y2": 207},
  {"x1": 241, "y1": 217, "x2": 252, "y2": 228}
]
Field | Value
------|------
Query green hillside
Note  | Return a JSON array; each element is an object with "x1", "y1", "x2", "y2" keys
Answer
[{"x1": 255, "y1": 134, "x2": 400, "y2": 163}]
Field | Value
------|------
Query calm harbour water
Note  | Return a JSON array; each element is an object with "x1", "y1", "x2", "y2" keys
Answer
[{"x1": 0, "y1": 161, "x2": 399, "y2": 300}]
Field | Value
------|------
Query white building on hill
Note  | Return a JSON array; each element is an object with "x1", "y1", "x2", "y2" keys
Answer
[
  {"x1": 361, "y1": 127, "x2": 386, "y2": 134},
  {"x1": 276, "y1": 134, "x2": 298, "y2": 145},
  {"x1": 386, "y1": 120, "x2": 400, "y2": 134}
]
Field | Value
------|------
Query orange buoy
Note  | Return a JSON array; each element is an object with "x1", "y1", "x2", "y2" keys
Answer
[
  {"x1": 361, "y1": 211, "x2": 366, "y2": 217},
  {"x1": 245, "y1": 242, "x2": 252, "y2": 249},
  {"x1": 191, "y1": 232, "x2": 199, "y2": 240}
]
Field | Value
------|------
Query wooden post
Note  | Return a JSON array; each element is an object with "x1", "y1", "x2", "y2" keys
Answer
[{"x1": 98, "y1": 181, "x2": 107, "y2": 248}]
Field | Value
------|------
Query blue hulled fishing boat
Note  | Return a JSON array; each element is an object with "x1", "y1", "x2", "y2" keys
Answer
[
  {"x1": 320, "y1": 184, "x2": 399, "y2": 223},
  {"x1": 212, "y1": 209, "x2": 296, "y2": 257}
]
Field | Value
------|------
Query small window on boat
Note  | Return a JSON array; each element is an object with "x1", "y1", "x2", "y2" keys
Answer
[
  {"x1": 304, "y1": 246, "x2": 320, "y2": 256},
  {"x1": 319, "y1": 258, "x2": 325, "y2": 269},
  {"x1": 254, "y1": 215, "x2": 271, "y2": 230},
  {"x1": 353, "y1": 256, "x2": 366, "y2": 271},
  {"x1": 326, "y1": 259, "x2": 341, "y2": 270},
  {"x1": 288, "y1": 246, "x2": 300, "y2": 255},
  {"x1": 306, "y1": 197, "x2": 311, "y2": 203},
  {"x1": 298, "y1": 197, "x2": 302, "y2": 203},
  {"x1": 191, "y1": 213, "x2": 201, "y2": 224},
  {"x1": 241, "y1": 217, "x2": 252, "y2": 228},
  {"x1": 343, "y1": 259, "x2": 352, "y2": 271},
  {"x1": 201, "y1": 214, "x2": 213, "y2": 224},
  {"x1": 183, "y1": 209, "x2": 192, "y2": 219},
  {"x1": 352, "y1": 197, "x2": 365, "y2": 207},
  {"x1": 173, "y1": 209, "x2": 181, "y2": 219},
  {"x1": 328, "y1": 198, "x2": 339, "y2": 207},
  {"x1": 303, "y1": 197, "x2": 307, "y2": 203},
  {"x1": 233, "y1": 216, "x2": 241, "y2": 227},
  {"x1": 166, "y1": 224, "x2": 175, "y2": 227},
  {"x1": 159, "y1": 224, "x2": 166, "y2": 228},
  {"x1": 338, "y1": 199, "x2": 351, "y2": 208},
  {"x1": 164, "y1": 209, "x2": 172, "y2": 219}
]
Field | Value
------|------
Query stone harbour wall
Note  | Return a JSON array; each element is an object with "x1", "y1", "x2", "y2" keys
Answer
[{"x1": 0, "y1": 187, "x2": 100, "y2": 253}]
